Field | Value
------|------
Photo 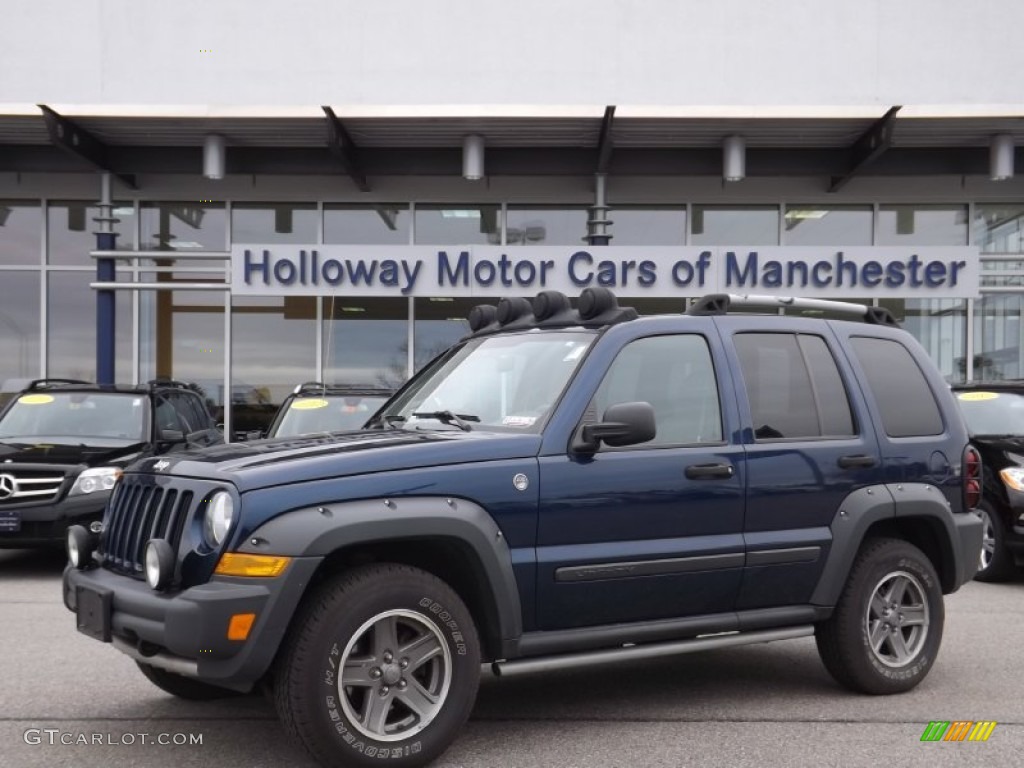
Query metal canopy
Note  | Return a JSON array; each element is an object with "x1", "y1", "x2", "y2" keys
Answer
[
  {"x1": 829, "y1": 106, "x2": 901, "y2": 192},
  {"x1": 37, "y1": 105, "x2": 137, "y2": 189},
  {"x1": 322, "y1": 106, "x2": 370, "y2": 192}
]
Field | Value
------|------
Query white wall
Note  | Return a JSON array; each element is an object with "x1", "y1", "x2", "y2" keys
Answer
[{"x1": 2, "y1": 0, "x2": 1022, "y2": 108}]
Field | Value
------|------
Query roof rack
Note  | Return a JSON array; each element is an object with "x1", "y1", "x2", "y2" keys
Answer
[
  {"x1": 25, "y1": 378, "x2": 94, "y2": 390},
  {"x1": 687, "y1": 293, "x2": 900, "y2": 327},
  {"x1": 144, "y1": 378, "x2": 196, "y2": 391}
]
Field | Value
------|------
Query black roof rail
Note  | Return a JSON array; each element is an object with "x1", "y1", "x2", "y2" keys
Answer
[
  {"x1": 687, "y1": 293, "x2": 900, "y2": 327},
  {"x1": 26, "y1": 378, "x2": 93, "y2": 390},
  {"x1": 145, "y1": 378, "x2": 195, "y2": 391}
]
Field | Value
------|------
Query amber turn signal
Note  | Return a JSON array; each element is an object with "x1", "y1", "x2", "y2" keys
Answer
[
  {"x1": 227, "y1": 612, "x2": 256, "y2": 641},
  {"x1": 214, "y1": 553, "x2": 291, "y2": 578}
]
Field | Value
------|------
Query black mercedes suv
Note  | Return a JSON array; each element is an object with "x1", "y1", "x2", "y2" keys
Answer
[
  {"x1": 953, "y1": 381, "x2": 1024, "y2": 581},
  {"x1": 0, "y1": 378, "x2": 221, "y2": 548}
]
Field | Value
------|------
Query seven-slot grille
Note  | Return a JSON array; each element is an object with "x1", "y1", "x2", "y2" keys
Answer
[
  {"x1": 99, "y1": 477, "x2": 194, "y2": 577},
  {"x1": 0, "y1": 469, "x2": 67, "y2": 503}
]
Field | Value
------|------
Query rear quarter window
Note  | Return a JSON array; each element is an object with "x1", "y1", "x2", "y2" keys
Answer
[{"x1": 849, "y1": 336, "x2": 943, "y2": 438}]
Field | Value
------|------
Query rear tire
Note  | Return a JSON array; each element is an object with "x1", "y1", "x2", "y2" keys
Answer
[
  {"x1": 974, "y1": 503, "x2": 1016, "y2": 583},
  {"x1": 274, "y1": 563, "x2": 480, "y2": 768},
  {"x1": 815, "y1": 537, "x2": 943, "y2": 695},
  {"x1": 136, "y1": 662, "x2": 241, "y2": 700}
]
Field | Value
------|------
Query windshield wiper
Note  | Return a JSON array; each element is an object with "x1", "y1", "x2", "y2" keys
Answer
[{"x1": 411, "y1": 411, "x2": 479, "y2": 432}]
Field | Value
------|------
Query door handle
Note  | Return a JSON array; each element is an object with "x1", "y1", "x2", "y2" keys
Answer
[
  {"x1": 837, "y1": 454, "x2": 877, "y2": 469},
  {"x1": 685, "y1": 463, "x2": 735, "y2": 480}
]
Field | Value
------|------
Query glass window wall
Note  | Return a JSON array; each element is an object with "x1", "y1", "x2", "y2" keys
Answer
[
  {"x1": 0, "y1": 201, "x2": 42, "y2": 265},
  {"x1": 48, "y1": 201, "x2": 134, "y2": 265},
  {"x1": 323, "y1": 297, "x2": 409, "y2": 389},
  {"x1": 691, "y1": 205, "x2": 779, "y2": 245},
  {"x1": 783, "y1": 205, "x2": 872, "y2": 245},
  {"x1": 232, "y1": 203, "x2": 318, "y2": 244},
  {"x1": 609, "y1": 207, "x2": 686, "y2": 245},
  {"x1": 505, "y1": 207, "x2": 588, "y2": 246},
  {"x1": 877, "y1": 204, "x2": 967, "y2": 245},
  {"x1": 0, "y1": 272, "x2": 41, "y2": 385},
  {"x1": 414, "y1": 205, "x2": 500, "y2": 245},
  {"x1": 325, "y1": 204, "x2": 410, "y2": 244},
  {"x1": 47, "y1": 272, "x2": 132, "y2": 382}
]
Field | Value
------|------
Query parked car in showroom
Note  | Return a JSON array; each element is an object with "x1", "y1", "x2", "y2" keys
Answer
[
  {"x1": 254, "y1": 382, "x2": 394, "y2": 439},
  {"x1": 953, "y1": 381, "x2": 1024, "y2": 581},
  {"x1": 0, "y1": 378, "x2": 221, "y2": 548}
]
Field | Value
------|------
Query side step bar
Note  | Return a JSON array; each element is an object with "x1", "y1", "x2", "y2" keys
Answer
[{"x1": 491, "y1": 625, "x2": 814, "y2": 678}]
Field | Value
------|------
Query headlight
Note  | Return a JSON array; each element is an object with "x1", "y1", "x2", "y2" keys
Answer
[
  {"x1": 69, "y1": 467, "x2": 122, "y2": 496},
  {"x1": 1000, "y1": 467, "x2": 1024, "y2": 491},
  {"x1": 203, "y1": 491, "x2": 235, "y2": 547}
]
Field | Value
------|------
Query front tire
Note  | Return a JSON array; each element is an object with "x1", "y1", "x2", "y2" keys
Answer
[
  {"x1": 815, "y1": 538, "x2": 943, "y2": 695},
  {"x1": 136, "y1": 662, "x2": 241, "y2": 700},
  {"x1": 275, "y1": 564, "x2": 480, "y2": 768},
  {"x1": 974, "y1": 503, "x2": 1016, "y2": 583}
]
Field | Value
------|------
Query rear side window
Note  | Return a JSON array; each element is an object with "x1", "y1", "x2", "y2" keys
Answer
[
  {"x1": 734, "y1": 333, "x2": 855, "y2": 440},
  {"x1": 849, "y1": 337, "x2": 943, "y2": 437}
]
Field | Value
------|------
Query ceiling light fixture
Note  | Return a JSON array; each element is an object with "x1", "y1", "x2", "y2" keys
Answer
[
  {"x1": 203, "y1": 134, "x2": 226, "y2": 180},
  {"x1": 723, "y1": 135, "x2": 746, "y2": 182},
  {"x1": 462, "y1": 134, "x2": 485, "y2": 180},
  {"x1": 990, "y1": 134, "x2": 1015, "y2": 181}
]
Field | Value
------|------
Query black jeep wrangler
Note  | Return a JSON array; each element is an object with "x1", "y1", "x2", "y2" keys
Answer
[
  {"x1": 0, "y1": 378, "x2": 221, "y2": 548},
  {"x1": 63, "y1": 291, "x2": 982, "y2": 768}
]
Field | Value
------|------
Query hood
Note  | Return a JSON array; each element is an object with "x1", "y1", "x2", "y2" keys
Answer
[
  {"x1": 0, "y1": 437, "x2": 148, "y2": 467},
  {"x1": 129, "y1": 429, "x2": 543, "y2": 492}
]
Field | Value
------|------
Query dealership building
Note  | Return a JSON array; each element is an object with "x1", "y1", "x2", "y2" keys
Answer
[{"x1": 2, "y1": 1, "x2": 1024, "y2": 436}]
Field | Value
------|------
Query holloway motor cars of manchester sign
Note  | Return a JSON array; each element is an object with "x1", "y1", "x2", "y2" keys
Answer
[{"x1": 230, "y1": 245, "x2": 980, "y2": 299}]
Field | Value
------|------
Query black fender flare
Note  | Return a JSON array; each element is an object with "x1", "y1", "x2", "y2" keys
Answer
[
  {"x1": 238, "y1": 496, "x2": 523, "y2": 645},
  {"x1": 811, "y1": 483, "x2": 968, "y2": 606}
]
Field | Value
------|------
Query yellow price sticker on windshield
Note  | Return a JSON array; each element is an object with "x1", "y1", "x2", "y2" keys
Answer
[
  {"x1": 17, "y1": 394, "x2": 54, "y2": 405},
  {"x1": 291, "y1": 398, "x2": 329, "y2": 410},
  {"x1": 957, "y1": 391, "x2": 999, "y2": 401}
]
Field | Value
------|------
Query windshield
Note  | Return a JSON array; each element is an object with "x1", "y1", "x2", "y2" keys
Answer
[
  {"x1": 955, "y1": 390, "x2": 1024, "y2": 436},
  {"x1": 0, "y1": 392, "x2": 148, "y2": 441},
  {"x1": 381, "y1": 331, "x2": 595, "y2": 433},
  {"x1": 273, "y1": 395, "x2": 389, "y2": 437}
]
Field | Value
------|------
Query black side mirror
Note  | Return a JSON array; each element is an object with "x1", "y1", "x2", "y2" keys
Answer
[
  {"x1": 573, "y1": 401, "x2": 656, "y2": 453},
  {"x1": 157, "y1": 429, "x2": 185, "y2": 447}
]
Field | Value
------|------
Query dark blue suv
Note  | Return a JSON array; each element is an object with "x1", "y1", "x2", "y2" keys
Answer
[{"x1": 63, "y1": 290, "x2": 982, "y2": 768}]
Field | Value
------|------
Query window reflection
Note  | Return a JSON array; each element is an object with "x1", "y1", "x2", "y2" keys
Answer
[
  {"x1": 48, "y1": 272, "x2": 131, "y2": 382},
  {"x1": 48, "y1": 201, "x2": 133, "y2": 265},
  {"x1": 611, "y1": 207, "x2": 686, "y2": 245},
  {"x1": 974, "y1": 204, "x2": 1024, "y2": 253},
  {"x1": 231, "y1": 296, "x2": 316, "y2": 435},
  {"x1": 0, "y1": 201, "x2": 42, "y2": 266},
  {"x1": 691, "y1": 205, "x2": 779, "y2": 245},
  {"x1": 326, "y1": 204, "x2": 409, "y2": 244},
  {"x1": 323, "y1": 297, "x2": 409, "y2": 389},
  {"x1": 415, "y1": 205, "x2": 500, "y2": 245},
  {"x1": 413, "y1": 298, "x2": 477, "y2": 372},
  {"x1": 140, "y1": 202, "x2": 227, "y2": 255},
  {"x1": 232, "y1": 203, "x2": 317, "y2": 244},
  {"x1": 0, "y1": 271, "x2": 41, "y2": 381},
  {"x1": 783, "y1": 205, "x2": 872, "y2": 245},
  {"x1": 505, "y1": 207, "x2": 588, "y2": 245},
  {"x1": 877, "y1": 205, "x2": 967, "y2": 245},
  {"x1": 974, "y1": 296, "x2": 1023, "y2": 381}
]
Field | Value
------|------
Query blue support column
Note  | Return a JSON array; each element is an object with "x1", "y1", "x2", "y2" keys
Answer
[
  {"x1": 585, "y1": 173, "x2": 612, "y2": 246},
  {"x1": 95, "y1": 174, "x2": 119, "y2": 386}
]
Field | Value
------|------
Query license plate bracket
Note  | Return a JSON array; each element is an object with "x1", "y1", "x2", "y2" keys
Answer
[
  {"x1": 76, "y1": 585, "x2": 113, "y2": 642},
  {"x1": 0, "y1": 510, "x2": 21, "y2": 533}
]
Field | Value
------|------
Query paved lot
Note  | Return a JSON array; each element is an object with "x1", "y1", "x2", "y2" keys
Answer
[{"x1": 1, "y1": 547, "x2": 1021, "y2": 768}]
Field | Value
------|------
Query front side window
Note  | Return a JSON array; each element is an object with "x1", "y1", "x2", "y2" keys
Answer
[
  {"x1": 0, "y1": 392, "x2": 148, "y2": 442},
  {"x1": 381, "y1": 332, "x2": 595, "y2": 433},
  {"x1": 735, "y1": 333, "x2": 855, "y2": 440},
  {"x1": 591, "y1": 335, "x2": 722, "y2": 447}
]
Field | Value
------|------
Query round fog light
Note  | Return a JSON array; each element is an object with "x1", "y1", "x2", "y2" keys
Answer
[
  {"x1": 144, "y1": 539, "x2": 175, "y2": 590},
  {"x1": 66, "y1": 525, "x2": 93, "y2": 569}
]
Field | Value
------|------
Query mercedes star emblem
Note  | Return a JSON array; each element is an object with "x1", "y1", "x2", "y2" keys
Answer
[{"x1": 0, "y1": 473, "x2": 18, "y2": 500}]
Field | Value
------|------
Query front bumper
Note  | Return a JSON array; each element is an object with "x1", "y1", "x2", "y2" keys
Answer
[
  {"x1": 63, "y1": 557, "x2": 322, "y2": 690},
  {"x1": 0, "y1": 493, "x2": 110, "y2": 547}
]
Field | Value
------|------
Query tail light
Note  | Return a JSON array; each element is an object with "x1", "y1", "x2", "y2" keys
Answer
[{"x1": 963, "y1": 445, "x2": 982, "y2": 511}]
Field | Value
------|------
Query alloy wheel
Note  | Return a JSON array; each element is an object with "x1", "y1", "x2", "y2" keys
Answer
[{"x1": 864, "y1": 570, "x2": 930, "y2": 668}]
